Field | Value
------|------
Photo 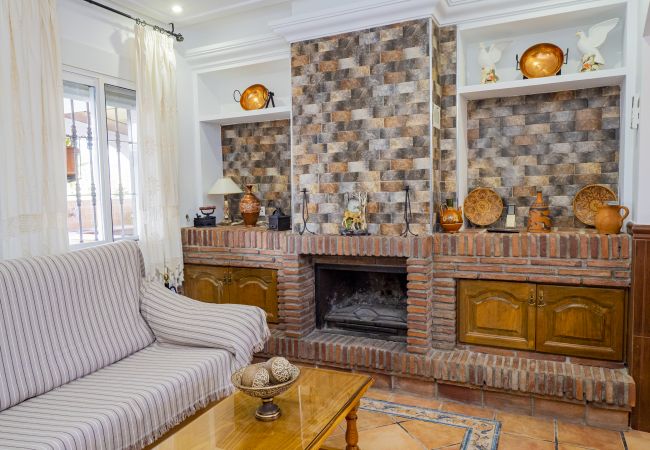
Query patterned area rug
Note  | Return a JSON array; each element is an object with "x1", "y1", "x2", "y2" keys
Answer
[{"x1": 360, "y1": 398, "x2": 501, "y2": 450}]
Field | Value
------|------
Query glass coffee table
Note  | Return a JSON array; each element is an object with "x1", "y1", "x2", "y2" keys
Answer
[{"x1": 150, "y1": 367, "x2": 374, "y2": 450}]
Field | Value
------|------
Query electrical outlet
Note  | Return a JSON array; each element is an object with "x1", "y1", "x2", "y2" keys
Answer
[{"x1": 259, "y1": 207, "x2": 266, "y2": 217}]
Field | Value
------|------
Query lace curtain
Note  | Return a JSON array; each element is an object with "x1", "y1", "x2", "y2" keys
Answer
[
  {"x1": 0, "y1": 0, "x2": 69, "y2": 259},
  {"x1": 134, "y1": 24, "x2": 183, "y2": 286}
]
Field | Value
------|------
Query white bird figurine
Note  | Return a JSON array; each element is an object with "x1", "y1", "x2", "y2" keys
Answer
[
  {"x1": 478, "y1": 42, "x2": 509, "y2": 84},
  {"x1": 576, "y1": 18, "x2": 619, "y2": 68}
]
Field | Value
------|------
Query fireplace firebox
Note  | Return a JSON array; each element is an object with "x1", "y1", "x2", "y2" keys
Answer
[{"x1": 314, "y1": 260, "x2": 408, "y2": 341}]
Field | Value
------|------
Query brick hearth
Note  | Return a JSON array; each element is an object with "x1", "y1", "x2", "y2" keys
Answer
[{"x1": 182, "y1": 226, "x2": 634, "y2": 426}]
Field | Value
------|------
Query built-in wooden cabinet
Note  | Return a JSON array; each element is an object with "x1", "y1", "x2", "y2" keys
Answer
[
  {"x1": 459, "y1": 280, "x2": 626, "y2": 361},
  {"x1": 184, "y1": 264, "x2": 279, "y2": 324}
]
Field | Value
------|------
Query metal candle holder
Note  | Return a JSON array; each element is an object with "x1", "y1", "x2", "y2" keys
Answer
[
  {"x1": 297, "y1": 188, "x2": 315, "y2": 235},
  {"x1": 401, "y1": 185, "x2": 418, "y2": 237}
]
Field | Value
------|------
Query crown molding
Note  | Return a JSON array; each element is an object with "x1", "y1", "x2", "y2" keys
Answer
[
  {"x1": 184, "y1": 33, "x2": 290, "y2": 72},
  {"x1": 269, "y1": 0, "x2": 434, "y2": 43}
]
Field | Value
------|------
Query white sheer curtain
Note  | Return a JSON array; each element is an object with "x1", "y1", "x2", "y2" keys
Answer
[
  {"x1": 0, "y1": 0, "x2": 68, "y2": 259},
  {"x1": 134, "y1": 24, "x2": 183, "y2": 286}
]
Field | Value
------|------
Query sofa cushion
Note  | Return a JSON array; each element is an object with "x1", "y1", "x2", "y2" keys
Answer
[
  {"x1": 0, "y1": 241, "x2": 154, "y2": 412},
  {"x1": 0, "y1": 342, "x2": 234, "y2": 450},
  {"x1": 140, "y1": 281, "x2": 270, "y2": 370}
]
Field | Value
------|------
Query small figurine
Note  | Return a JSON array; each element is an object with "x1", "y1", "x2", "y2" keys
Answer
[
  {"x1": 576, "y1": 18, "x2": 619, "y2": 72},
  {"x1": 340, "y1": 192, "x2": 368, "y2": 235},
  {"x1": 478, "y1": 42, "x2": 508, "y2": 84}
]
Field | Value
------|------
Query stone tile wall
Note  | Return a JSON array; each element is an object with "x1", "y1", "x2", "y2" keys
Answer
[
  {"x1": 439, "y1": 26, "x2": 458, "y2": 206},
  {"x1": 466, "y1": 87, "x2": 620, "y2": 228},
  {"x1": 221, "y1": 119, "x2": 291, "y2": 217},
  {"x1": 291, "y1": 19, "x2": 434, "y2": 235}
]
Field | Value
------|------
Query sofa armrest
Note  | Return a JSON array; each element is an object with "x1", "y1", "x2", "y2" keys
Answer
[{"x1": 140, "y1": 281, "x2": 270, "y2": 370}]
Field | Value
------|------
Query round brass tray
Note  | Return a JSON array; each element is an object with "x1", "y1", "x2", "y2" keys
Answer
[
  {"x1": 573, "y1": 184, "x2": 617, "y2": 226},
  {"x1": 520, "y1": 43, "x2": 564, "y2": 78},
  {"x1": 234, "y1": 84, "x2": 270, "y2": 111},
  {"x1": 463, "y1": 188, "x2": 504, "y2": 227}
]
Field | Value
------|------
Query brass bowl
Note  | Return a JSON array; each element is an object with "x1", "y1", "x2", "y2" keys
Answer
[
  {"x1": 231, "y1": 365, "x2": 300, "y2": 421},
  {"x1": 234, "y1": 84, "x2": 270, "y2": 111},
  {"x1": 520, "y1": 43, "x2": 564, "y2": 78}
]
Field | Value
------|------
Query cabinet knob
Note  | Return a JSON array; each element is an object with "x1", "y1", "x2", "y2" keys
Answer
[
  {"x1": 528, "y1": 290, "x2": 536, "y2": 306},
  {"x1": 537, "y1": 290, "x2": 545, "y2": 308}
]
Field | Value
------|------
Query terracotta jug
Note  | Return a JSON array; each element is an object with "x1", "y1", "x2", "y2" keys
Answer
[
  {"x1": 239, "y1": 185, "x2": 261, "y2": 227},
  {"x1": 527, "y1": 191, "x2": 552, "y2": 233},
  {"x1": 594, "y1": 203, "x2": 629, "y2": 234},
  {"x1": 439, "y1": 199, "x2": 463, "y2": 233}
]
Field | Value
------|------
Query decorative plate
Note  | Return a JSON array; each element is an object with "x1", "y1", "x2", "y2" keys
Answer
[
  {"x1": 463, "y1": 188, "x2": 504, "y2": 226},
  {"x1": 573, "y1": 184, "x2": 617, "y2": 226},
  {"x1": 519, "y1": 43, "x2": 564, "y2": 78}
]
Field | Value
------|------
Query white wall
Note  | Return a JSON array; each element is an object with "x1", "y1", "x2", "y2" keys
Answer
[
  {"x1": 56, "y1": 0, "x2": 199, "y2": 227},
  {"x1": 636, "y1": 0, "x2": 650, "y2": 224}
]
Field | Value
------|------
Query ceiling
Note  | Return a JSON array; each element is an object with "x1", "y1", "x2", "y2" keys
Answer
[{"x1": 107, "y1": 0, "x2": 289, "y2": 26}]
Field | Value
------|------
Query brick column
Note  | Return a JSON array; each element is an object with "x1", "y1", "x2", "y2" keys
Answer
[
  {"x1": 406, "y1": 257, "x2": 434, "y2": 354},
  {"x1": 630, "y1": 224, "x2": 650, "y2": 431},
  {"x1": 277, "y1": 254, "x2": 315, "y2": 338}
]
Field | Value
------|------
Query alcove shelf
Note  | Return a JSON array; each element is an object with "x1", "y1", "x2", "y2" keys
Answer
[{"x1": 199, "y1": 106, "x2": 291, "y2": 126}]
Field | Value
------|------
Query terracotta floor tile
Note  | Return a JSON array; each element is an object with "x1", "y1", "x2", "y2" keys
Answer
[
  {"x1": 435, "y1": 445, "x2": 461, "y2": 450},
  {"x1": 355, "y1": 409, "x2": 396, "y2": 431},
  {"x1": 496, "y1": 411, "x2": 555, "y2": 441},
  {"x1": 400, "y1": 419, "x2": 467, "y2": 448},
  {"x1": 441, "y1": 401, "x2": 496, "y2": 419},
  {"x1": 498, "y1": 433, "x2": 555, "y2": 450},
  {"x1": 355, "y1": 423, "x2": 425, "y2": 450},
  {"x1": 388, "y1": 392, "x2": 443, "y2": 410},
  {"x1": 624, "y1": 429, "x2": 650, "y2": 450},
  {"x1": 557, "y1": 444, "x2": 597, "y2": 450},
  {"x1": 367, "y1": 387, "x2": 393, "y2": 401},
  {"x1": 557, "y1": 422, "x2": 624, "y2": 450}
]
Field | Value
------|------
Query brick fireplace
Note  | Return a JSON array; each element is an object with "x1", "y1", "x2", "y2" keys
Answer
[{"x1": 183, "y1": 226, "x2": 635, "y2": 429}]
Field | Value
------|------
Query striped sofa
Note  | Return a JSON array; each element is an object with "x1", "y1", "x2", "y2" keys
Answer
[{"x1": 0, "y1": 241, "x2": 270, "y2": 450}]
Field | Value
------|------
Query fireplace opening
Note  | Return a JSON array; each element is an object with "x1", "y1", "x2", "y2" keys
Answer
[{"x1": 315, "y1": 260, "x2": 408, "y2": 342}]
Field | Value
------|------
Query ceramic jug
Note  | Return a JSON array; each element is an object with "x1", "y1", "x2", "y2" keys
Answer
[
  {"x1": 239, "y1": 185, "x2": 261, "y2": 227},
  {"x1": 527, "y1": 191, "x2": 552, "y2": 233},
  {"x1": 439, "y1": 199, "x2": 463, "y2": 233},
  {"x1": 594, "y1": 203, "x2": 629, "y2": 234}
]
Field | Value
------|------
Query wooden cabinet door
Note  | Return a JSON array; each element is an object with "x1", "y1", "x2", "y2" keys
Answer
[
  {"x1": 183, "y1": 264, "x2": 230, "y2": 304},
  {"x1": 229, "y1": 267, "x2": 279, "y2": 324},
  {"x1": 535, "y1": 285, "x2": 625, "y2": 361},
  {"x1": 459, "y1": 280, "x2": 536, "y2": 350}
]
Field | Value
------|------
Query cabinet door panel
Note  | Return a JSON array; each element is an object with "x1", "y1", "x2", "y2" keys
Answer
[
  {"x1": 183, "y1": 265, "x2": 229, "y2": 304},
  {"x1": 230, "y1": 267, "x2": 279, "y2": 324},
  {"x1": 459, "y1": 280, "x2": 536, "y2": 350},
  {"x1": 536, "y1": 285, "x2": 625, "y2": 361}
]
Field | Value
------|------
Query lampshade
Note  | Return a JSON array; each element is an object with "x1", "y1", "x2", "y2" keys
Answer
[{"x1": 208, "y1": 177, "x2": 243, "y2": 195}]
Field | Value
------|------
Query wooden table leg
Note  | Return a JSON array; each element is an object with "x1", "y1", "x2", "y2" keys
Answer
[{"x1": 345, "y1": 402, "x2": 360, "y2": 450}]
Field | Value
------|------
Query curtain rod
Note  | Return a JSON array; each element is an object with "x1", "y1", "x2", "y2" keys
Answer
[{"x1": 81, "y1": 0, "x2": 184, "y2": 42}]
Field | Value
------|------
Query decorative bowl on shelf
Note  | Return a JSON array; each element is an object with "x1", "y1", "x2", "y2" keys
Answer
[
  {"x1": 519, "y1": 43, "x2": 564, "y2": 78},
  {"x1": 233, "y1": 84, "x2": 272, "y2": 111},
  {"x1": 231, "y1": 363, "x2": 300, "y2": 421}
]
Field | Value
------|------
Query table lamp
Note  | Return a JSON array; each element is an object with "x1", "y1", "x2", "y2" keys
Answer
[{"x1": 208, "y1": 177, "x2": 243, "y2": 225}]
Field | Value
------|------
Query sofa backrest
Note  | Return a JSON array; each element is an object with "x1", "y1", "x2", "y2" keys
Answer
[{"x1": 0, "y1": 241, "x2": 154, "y2": 412}]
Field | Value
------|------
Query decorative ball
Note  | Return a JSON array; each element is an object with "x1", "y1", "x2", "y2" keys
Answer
[
  {"x1": 266, "y1": 357, "x2": 294, "y2": 384},
  {"x1": 240, "y1": 364, "x2": 270, "y2": 388}
]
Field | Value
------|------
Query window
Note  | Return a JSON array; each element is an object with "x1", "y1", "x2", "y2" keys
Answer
[{"x1": 63, "y1": 72, "x2": 138, "y2": 247}]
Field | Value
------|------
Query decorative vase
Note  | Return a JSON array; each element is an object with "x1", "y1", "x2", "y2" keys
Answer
[
  {"x1": 594, "y1": 203, "x2": 629, "y2": 234},
  {"x1": 239, "y1": 185, "x2": 261, "y2": 227},
  {"x1": 439, "y1": 199, "x2": 463, "y2": 233},
  {"x1": 527, "y1": 191, "x2": 552, "y2": 233}
]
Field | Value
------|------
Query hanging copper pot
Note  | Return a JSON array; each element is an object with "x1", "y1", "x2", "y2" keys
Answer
[{"x1": 233, "y1": 84, "x2": 273, "y2": 111}]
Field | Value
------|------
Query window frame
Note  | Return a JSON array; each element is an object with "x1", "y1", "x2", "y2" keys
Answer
[{"x1": 63, "y1": 66, "x2": 138, "y2": 249}]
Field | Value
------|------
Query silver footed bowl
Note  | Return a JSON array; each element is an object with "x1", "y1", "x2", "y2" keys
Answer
[{"x1": 231, "y1": 365, "x2": 300, "y2": 399}]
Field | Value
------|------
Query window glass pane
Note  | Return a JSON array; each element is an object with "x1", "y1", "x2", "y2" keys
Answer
[
  {"x1": 105, "y1": 84, "x2": 138, "y2": 240},
  {"x1": 63, "y1": 80, "x2": 104, "y2": 245}
]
